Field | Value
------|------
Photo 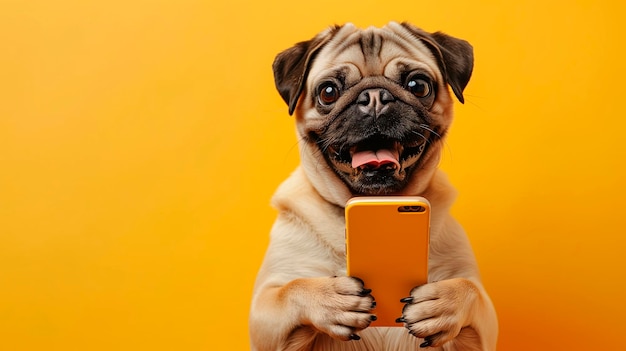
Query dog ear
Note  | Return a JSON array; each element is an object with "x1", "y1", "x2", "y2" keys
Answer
[
  {"x1": 273, "y1": 26, "x2": 340, "y2": 115},
  {"x1": 400, "y1": 23, "x2": 474, "y2": 104}
]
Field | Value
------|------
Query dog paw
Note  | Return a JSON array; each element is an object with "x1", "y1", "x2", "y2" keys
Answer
[
  {"x1": 299, "y1": 276, "x2": 376, "y2": 341},
  {"x1": 396, "y1": 278, "x2": 479, "y2": 348}
]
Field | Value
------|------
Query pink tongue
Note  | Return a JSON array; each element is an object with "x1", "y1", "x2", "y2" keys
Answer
[{"x1": 351, "y1": 149, "x2": 400, "y2": 169}]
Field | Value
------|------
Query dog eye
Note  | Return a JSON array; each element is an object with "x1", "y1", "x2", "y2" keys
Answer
[
  {"x1": 318, "y1": 83, "x2": 340, "y2": 105},
  {"x1": 406, "y1": 77, "x2": 431, "y2": 98}
]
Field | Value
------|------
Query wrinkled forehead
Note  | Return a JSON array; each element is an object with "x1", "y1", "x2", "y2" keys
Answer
[{"x1": 308, "y1": 22, "x2": 442, "y2": 85}]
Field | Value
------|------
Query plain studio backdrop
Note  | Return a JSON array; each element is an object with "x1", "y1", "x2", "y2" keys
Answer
[{"x1": 1, "y1": 0, "x2": 625, "y2": 350}]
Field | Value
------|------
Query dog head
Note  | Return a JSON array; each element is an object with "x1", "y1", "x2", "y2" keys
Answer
[{"x1": 273, "y1": 22, "x2": 473, "y2": 205}]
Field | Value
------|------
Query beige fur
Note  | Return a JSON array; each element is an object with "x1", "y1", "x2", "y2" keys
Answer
[{"x1": 250, "y1": 22, "x2": 498, "y2": 351}]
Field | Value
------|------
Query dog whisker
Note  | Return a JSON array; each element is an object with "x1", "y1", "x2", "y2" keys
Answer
[
  {"x1": 410, "y1": 130, "x2": 430, "y2": 144},
  {"x1": 417, "y1": 124, "x2": 454, "y2": 163},
  {"x1": 299, "y1": 138, "x2": 331, "y2": 170},
  {"x1": 418, "y1": 124, "x2": 441, "y2": 139}
]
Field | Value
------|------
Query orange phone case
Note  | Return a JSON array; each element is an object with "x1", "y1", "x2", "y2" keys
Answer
[{"x1": 345, "y1": 196, "x2": 430, "y2": 327}]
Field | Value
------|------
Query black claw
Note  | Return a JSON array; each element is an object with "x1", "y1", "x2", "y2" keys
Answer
[
  {"x1": 349, "y1": 334, "x2": 361, "y2": 341},
  {"x1": 421, "y1": 332, "x2": 441, "y2": 347},
  {"x1": 359, "y1": 288, "x2": 372, "y2": 296},
  {"x1": 371, "y1": 300, "x2": 377, "y2": 309},
  {"x1": 395, "y1": 317, "x2": 407, "y2": 323},
  {"x1": 370, "y1": 314, "x2": 377, "y2": 321},
  {"x1": 400, "y1": 297, "x2": 413, "y2": 303}
]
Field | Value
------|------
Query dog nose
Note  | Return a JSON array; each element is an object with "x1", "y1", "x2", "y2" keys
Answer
[{"x1": 357, "y1": 88, "x2": 395, "y2": 117}]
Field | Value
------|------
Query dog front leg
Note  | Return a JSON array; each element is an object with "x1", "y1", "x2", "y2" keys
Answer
[
  {"x1": 396, "y1": 278, "x2": 497, "y2": 351},
  {"x1": 250, "y1": 276, "x2": 376, "y2": 351}
]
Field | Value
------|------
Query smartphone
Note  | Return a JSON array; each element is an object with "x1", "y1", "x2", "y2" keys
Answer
[{"x1": 345, "y1": 196, "x2": 430, "y2": 327}]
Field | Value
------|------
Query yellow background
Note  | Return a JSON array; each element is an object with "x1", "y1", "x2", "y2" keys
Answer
[{"x1": 1, "y1": 0, "x2": 625, "y2": 350}]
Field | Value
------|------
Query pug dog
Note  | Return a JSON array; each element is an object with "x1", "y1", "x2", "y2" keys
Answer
[{"x1": 249, "y1": 22, "x2": 498, "y2": 351}]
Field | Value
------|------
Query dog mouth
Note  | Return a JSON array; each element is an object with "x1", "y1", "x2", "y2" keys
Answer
[{"x1": 324, "y1": 134, "x2": 428, "y2": 189}]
